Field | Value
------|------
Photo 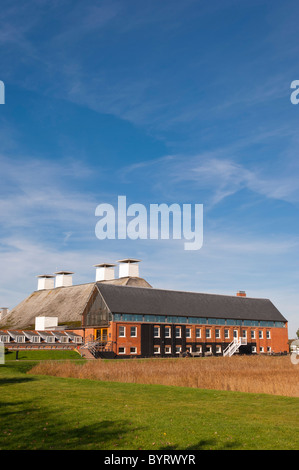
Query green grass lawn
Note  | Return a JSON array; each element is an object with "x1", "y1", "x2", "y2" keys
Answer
[
  {"x1": 0, "y1": 360, "x2": 299, "y2": 450},
  {"x1": 4, "y1": 349, "x2": 84, "y2": 361}
]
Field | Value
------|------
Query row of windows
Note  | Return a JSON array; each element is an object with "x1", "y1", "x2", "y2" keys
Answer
[
  {"x1": 118, "y1": 326, "x2": 272, "y2": 339},
  {"x1": 118, "y1": 346, "x2": 137, "y2": 354},
  {"x1": 0, "y1": 334, "x2": 81, "y2": 344},
  {"x1": 117, "y1": 345, "x2": 272, "y2": 355},
  {"x1": 155, "y1": 327, "x2": 271, "y2": 339},
  {"x1": 113, "y1": 314, "x2": 284, "y2": 328}
]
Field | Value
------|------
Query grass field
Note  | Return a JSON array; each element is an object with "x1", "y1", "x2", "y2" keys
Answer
[
  {"x1": 5, "y1": 349, "x2": 84, "y2": 361},
  {"x1": 1, "y1": 356, "x2": 299, "y2": 450}
]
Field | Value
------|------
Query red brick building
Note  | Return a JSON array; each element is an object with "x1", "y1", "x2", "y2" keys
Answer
[{"x1": 0, "y1": 260, "x2": 289, "y2": 358}]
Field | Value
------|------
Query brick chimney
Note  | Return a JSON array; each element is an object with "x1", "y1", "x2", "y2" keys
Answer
[{"x1": 236, "y1": 290, "x2": 246, "y2": 297}]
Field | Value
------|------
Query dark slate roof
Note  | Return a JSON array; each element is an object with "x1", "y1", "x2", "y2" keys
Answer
[{"x1": 96, "y1": 283, "x2": 287, "y2": 323}]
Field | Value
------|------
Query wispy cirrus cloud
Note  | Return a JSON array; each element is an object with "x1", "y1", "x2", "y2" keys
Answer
[{"x1": 121, "y1": 150, "x2": 299, "y2": 207}]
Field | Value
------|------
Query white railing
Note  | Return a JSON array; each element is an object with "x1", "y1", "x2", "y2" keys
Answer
[{"x1": 223, "y1": 337, "x2": 247, "y2": 357}]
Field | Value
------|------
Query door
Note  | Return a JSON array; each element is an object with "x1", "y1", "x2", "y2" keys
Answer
[{"x1": 95, "y1": 328, "x2": 108, "y2": 341}]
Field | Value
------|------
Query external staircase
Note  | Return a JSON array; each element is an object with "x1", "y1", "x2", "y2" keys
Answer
[
  {"x1": 79, "y1": 340, "x2": 116, "y2": 359},
  {"x1": 223, "y1": 337, "x2": 247, "y2": 357}
]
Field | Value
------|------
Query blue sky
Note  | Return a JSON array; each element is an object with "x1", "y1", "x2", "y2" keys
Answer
[{"x1": 0, "y1": 0, "x2": 299, "y2": 336}]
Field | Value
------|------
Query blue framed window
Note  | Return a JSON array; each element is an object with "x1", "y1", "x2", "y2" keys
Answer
[
  {"x1": 156, "y1": 315, "x2": 166, "y2": 323},
  {"x1": 275, "y1": 322, "x2": 285, "y2": 328},
  {"x1": 226, "y1": 319, "x2": 242, "y2": 326},
  {"x1": 188, "y1": 317, "x2": 207, "y2": 325},
  {"x1": 167, "y1": 316, "x2": 178, "y2": 323},
  {"x1": 244, "y1": 320, "x2": 260, "y2": 326},
  {"x1": 260, "y1": 321, "x2": 275, "y2": 327},
  {"x1": 122, "y1": 314, "x2": 143, "y2": 322},
  {"x1": 207, "y1": 318, "x2": 226, "y2": 325}
]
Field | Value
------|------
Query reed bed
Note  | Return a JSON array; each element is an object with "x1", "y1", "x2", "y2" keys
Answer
[{"x1": 29, "y1": 355, "x2": 299, "y2": 397}]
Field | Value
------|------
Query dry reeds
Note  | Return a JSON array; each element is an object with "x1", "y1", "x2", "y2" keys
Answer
[{"x1": 29, "y1": 355, "x2": 299, "y2": 397}]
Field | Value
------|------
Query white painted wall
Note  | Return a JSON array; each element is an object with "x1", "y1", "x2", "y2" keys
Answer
[
  {"x1": 37, "y1": 277, "x2": 55, "y2": 291},
  {"x1": 119, "y1": 262, "x2": 139, "y2": 278},
  {"x1": 35, "y1": 316, "x2": 58, "y2": 330}
]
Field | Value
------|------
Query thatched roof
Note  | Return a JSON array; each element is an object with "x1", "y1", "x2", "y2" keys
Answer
[
  {"x1": 0, "y1": 283, "x2": 94, "y2": 329},
  {"x1": 99, "y1": 276, "x2": 152, "y2": 288},
  {"x1": 0, "y1": 277, "x2": 152, "y2": 329}
]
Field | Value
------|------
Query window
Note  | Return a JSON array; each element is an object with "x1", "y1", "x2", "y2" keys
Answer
[
  {"x1": 32, "y1": 336, "x2": 40, "y2": 343},
  {"x1": 154, "y1": 326, "x2": 160, "y2": 338},
  {"x1": 123, "y1": 314, "x2": 143, "y2": 322},
  {"x1": 251, "y1": 346, "x2": 257, "y2": 353},
  {"x1": 259, "y1": 330, "x2": 263, "y2": 339},
  {"x1": 233, "y1": 330, "x2": 238, "y2": 338},
  {"x1": 175, "y1": 346, "x2": 182, "y2": 354},
  {"x1": 144, "y1": 315, "x2": 155, "y2": 322},
  {"x1": 216, "y1": 345, "x2": 222, "y2": 354},
  {"x1": 156, "y1": 315, "x2": 166, "y2": 323},
  {"x1": 208, "y1": 318, "x2": 225, "y2": 325},
  {"x1": 154, "y1": 346, "x2": 160, "y2": 354},
  {"x1": 251, "y1": 330, "x2": 255, "y2": 339},
  {"x1": 196, "y1": 345, "x2": 202, "y2": 353},
  {"x1": 186, "y1": 328, "x2": 191, "y2": 338},
  {"x1": 130, "y1": 326, "x2": 137, "y2": 337},
  {"x1": 260, "y1": 321, "x2": 274, "y2": 327},
  {"x1": 215, "y1": 329, "x2": 220, "y2": 339},
  {"x1": 0, "y1": 335, "x2": 9, "y2": 343},
  {"x1": 46, "y1": 336, "x2": 55, "y2": 343},
  {"x1": 266, "y1": 330, "x2": 271, "y2": 339},
  {"x1": 224, "y1": 329, "x2": 229, "y2": 339},
  {"x1": 177, "y1": 316, "x2": 187, "y2": 324},
  {"x1": 188, "y1": 317, "x2": 207, "y2": 325},
  {"x1": 165, "y1": 327, "x2": 171, "y2": 338},
  {"x1": 73, "y1": 336, "x2": 82, "y2": 343},
  {"x1": 130, "y1": 347, "x2": 137, "y2": 354},
  {"x1": 205, "y1": 345, "x2": 212, "y2": 355},
  {"x1": 119, "y1": 326, "x2": 126, "y2": 337},
  {"x1": 16, "y1": 336, "x2": 25, "y2": 343},
  {"x1": 242, "y1": 330, "x2": 247, "y2": 338},
  {"x1": 59, "y1": 336, "x2": 68, "y2": 343},
  {"x1": 267, "y1": 346, "x2": 271, "y2": 352},
  {"x1": 196, "y1": 328, "x2": 201, "y2": 338},
  {"x1": 167, "y1": 316, "x2": 178, "y2": 323},
  {"x1": 260, "y1": 346, "x2": 264, "y2": 353},
  {"x1": 244, "y1": 320, "x2": 259, "y2": 326},
  {"x1": 175, "y1": 327, "x2": 181, "y2": 338},
  {"x1": 227, "y1": 319, "x2": 242, "y2": 326},
  {"x1": 165, "y1": 346, "x2": 171, "y2": 354},
  {"x1": 205, "y1": 329, "x2": 211, "y2": 339},
  {"x1": 118, "y1": 347, "x2": 125, "y2": 354}
]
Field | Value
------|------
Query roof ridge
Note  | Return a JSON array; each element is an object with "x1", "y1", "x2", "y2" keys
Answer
[{"x1": 97, "y1": 282, "x2": 269, "y2": 301}]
